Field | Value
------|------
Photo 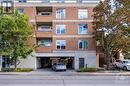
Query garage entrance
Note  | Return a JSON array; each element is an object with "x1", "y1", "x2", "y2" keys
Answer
[{"x1": 37, "y1": 57, "x2": 74, "y2": 69}]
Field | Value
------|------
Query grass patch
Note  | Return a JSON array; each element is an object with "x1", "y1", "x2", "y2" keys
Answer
[
  {"x1": 1, "y1": 68, "x2": 33, "y2": 72},
  {"x1": 79, "y1": 68, "x2": 97, "y2": 72}
]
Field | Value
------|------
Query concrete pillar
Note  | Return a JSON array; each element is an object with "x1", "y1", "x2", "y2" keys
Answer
[
  {"x1": 0, "y1": 56, "x2": 2, "y2": 71},
  {"x1": 96, "y1": 54, "x2": 99, "y2": 68},
  {"x1": 74, "y1": 56, "x2": 79, "y2": 70}
]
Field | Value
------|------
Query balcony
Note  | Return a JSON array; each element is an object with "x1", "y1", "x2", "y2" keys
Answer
[
  {"x1": 36, "y1": 46, "x2": 52, "y2": 53},
  {"x1": 36, "y1": 38, "x2": 52, "y2": 53},
  {"x1": 36, "y1": 31, "x2": 52, "y2": 38},
  {"x1": 36, "y1": 16, "x2": 52, "y2": 22},
  {"x1": 38, "y1": 26, "x2": 52, "y2": 32},
  {"x1": 36, "y1": 22, "x2": 52, "y2": 37},
  {"x1": 36, "y1": 7, "x2": 52, "y2": 22},
  {"x1": 38, "y1": 12, "x2": 51, "y2": 16}
]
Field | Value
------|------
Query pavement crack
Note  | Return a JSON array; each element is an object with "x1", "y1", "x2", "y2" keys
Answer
[{"x1": 63, "y1": 79, "x2": 66, "y2": 86}]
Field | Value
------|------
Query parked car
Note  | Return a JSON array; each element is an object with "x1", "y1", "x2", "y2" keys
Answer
[
  {"x1": 113, "y1": 59, "x2": 130, "y2": 70},
  {"x1": 52, "y1": 63, "x2": 67, "y2": 71}
]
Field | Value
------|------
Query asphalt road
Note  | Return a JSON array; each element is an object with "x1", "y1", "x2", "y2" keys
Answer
[{"x1": 0, "y1": 74, "x2": 130, "y2": 86}]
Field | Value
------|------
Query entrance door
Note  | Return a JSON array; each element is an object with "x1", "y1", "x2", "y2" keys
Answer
[
  {"x1": 2, "y1": 57, "x2": 10, "y2": 68},
  {"x1": 79, "y1": 58, "x2": 84, "y2": 69}
]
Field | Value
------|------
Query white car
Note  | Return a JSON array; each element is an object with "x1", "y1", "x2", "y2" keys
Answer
[
  {"x1": 52, "y1": 63, "x2": 67, "y2": 71},
  {"x1": 113, "y1": 59, "x2": 130, "y2": 70}
]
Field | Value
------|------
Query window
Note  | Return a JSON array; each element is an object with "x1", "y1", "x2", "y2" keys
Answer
[
  {"x1": 18, "y1": 8, "x2": 24, "y2": 14},
  {"x1": 78, "y1": 9, "x2": 88, "y2": 19},
  {"x1": 19, "y1": 0, "x2": 27, "y2": 3},
  {"x1": 78, "y1": 40, "x2": 88, "y2": 50},
  {"x1": 56, "y1": 25, "x2": 66, "y2": 34},
  {"x1": 78, "y1": 24, "x2": 88, "y2": 34},
  {"x1": 1, "y1": 1, "x2": 14, "y2": 13},
  {"x1": 56, "y1": 8, "x2": 66, "y2": 19},
  {"x1": 61, "y1": 0, "x2": 65, "y2": 3},
  {"x1": 37, "y1": 39, "x2": 51, "y2": 46},
  {"x1": 2, "y1": 56, "x2": 10, "y2": 68},
  {"x1": 56, "y1": 40, "x2": 66, "y2": 49}
]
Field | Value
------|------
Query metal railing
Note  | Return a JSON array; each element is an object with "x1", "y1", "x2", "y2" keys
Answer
[
  {"x1": 38, "y1": 12, "x2": 52, "y2": 16},
  {"x1": 37, "y1": 26, "x2": 52, "y2": 31}
]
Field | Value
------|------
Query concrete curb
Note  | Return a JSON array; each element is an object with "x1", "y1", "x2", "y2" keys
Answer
[
  {"x1": 0, "y1": 72, "x2": 130, "y2": 76},
  {"x1": 76, "y1": 73, "x2": 130, "y2": 76}
]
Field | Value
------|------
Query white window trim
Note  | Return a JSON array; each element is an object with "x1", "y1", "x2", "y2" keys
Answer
[
  {"x1": 56, "y1": 40, "x2": 66, "y2": 50},
  {"x1": 78, "y1": 40, "x2": 88, "y2": 50},
  {"x1": 78, "y1": 9, "x2": 88, "y2": 19},
  {"x1": 56, "y1": 8, "x2": 66, "y2": 19},
  {"x1": 78, "y1": 24, "x2": 88, "y2": 34},
  {"x1": 56, "y1": 25, "x2": 66, "y2": 34}
]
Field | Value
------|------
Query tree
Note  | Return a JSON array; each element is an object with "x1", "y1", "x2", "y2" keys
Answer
[
  {"x1": 93, "y1": 0, "x2": 130, "y2": 67},
  {"x1": 0, "y1": 11, "x2": 34, "y2": 69}
]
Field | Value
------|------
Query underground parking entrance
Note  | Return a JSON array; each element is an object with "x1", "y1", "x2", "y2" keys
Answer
[{"x1": 36, "y1": 57, "x2": 74, "y2": 70}]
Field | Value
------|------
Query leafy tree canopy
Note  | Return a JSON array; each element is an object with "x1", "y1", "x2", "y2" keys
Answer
[
  {"x1": 93, "y1": 0, "x2": 130, "y2": 64},
  {"x1": 0, "y1": 10, "x2": 34, "y2": 68}
]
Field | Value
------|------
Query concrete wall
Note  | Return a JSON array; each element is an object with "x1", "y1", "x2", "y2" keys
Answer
[
  {"x1": 36, "y1": 51, "x2": 96, "y2": 70},
  {"x1": 12, "y1": 51, "x2": 96, "y2": 70},
  {"x1": 36, "y1": 58, "x2": 41, "y2": 69},
  {"x1": 74, "y1": 51, "x2": 96, "y2": 70},
  {"x1": 17, "y1": 52, "x2": 37, "y2": 70}
]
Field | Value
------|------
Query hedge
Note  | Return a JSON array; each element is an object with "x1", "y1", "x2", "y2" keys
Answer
[
  {"x1": 79, "y1": 68, "x2": 97, "y2": 72},
  {"x1": 1, "y1": 68, "x2": 33, "y2": 72}
]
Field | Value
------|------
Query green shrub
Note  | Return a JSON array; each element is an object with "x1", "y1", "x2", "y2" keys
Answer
[
  {"x1": 1, "y1": 68, "x2": 14, "y2": 72},
  {"x1": 1, "y1": 68, "x2": 33, "y2": 72},
  {"x1": 79, "y1": 68, "x2": 97, "y2": 72}
]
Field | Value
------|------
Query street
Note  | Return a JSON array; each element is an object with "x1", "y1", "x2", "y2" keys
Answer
[{"x1": 0, "y1": 74, "x2": 130, "y2": 86}]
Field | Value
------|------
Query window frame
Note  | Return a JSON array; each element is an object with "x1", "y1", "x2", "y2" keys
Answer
[
  {"x1": 78, "y1": 24, "x2": 88, "y2": 34},
  {"x1": 56, "y1": 8, "x2": 66, "y2": 19},
  {"x1": 56, "y1": 25, "x2": 66, "y2": 34},
  {"x1": 78, "y1": 9, "x2": 88, "y2": 19},
  {"x1": 56, "y1": 40, "x2": 66, "y2": 50},
  {"x1": 1, "y1": 1, "x2": 14, "y2": 14},
  {"x1": 78, "y1": 40, "x2": 88, "y2": 50}
]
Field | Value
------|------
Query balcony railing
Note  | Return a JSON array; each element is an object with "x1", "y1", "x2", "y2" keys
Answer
[
  {"x1": 37, "y1": 26, "x2": 52, "y2": 32},
  {"x1": 15, "y1": 0, "x2": 100, "y2": 3},
  {"x1": 38, "y1": 12, "x2": 52, "y2": 16}
]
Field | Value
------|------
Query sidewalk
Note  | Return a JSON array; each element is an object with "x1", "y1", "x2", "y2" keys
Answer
[{"x1": 0, "y1": 70, "x2": 130, "y2": 76}]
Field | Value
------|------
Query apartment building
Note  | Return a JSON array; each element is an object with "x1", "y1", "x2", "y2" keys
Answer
[{"x1": 0, "y1": 0, "x2": 100, "y2": 70}]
